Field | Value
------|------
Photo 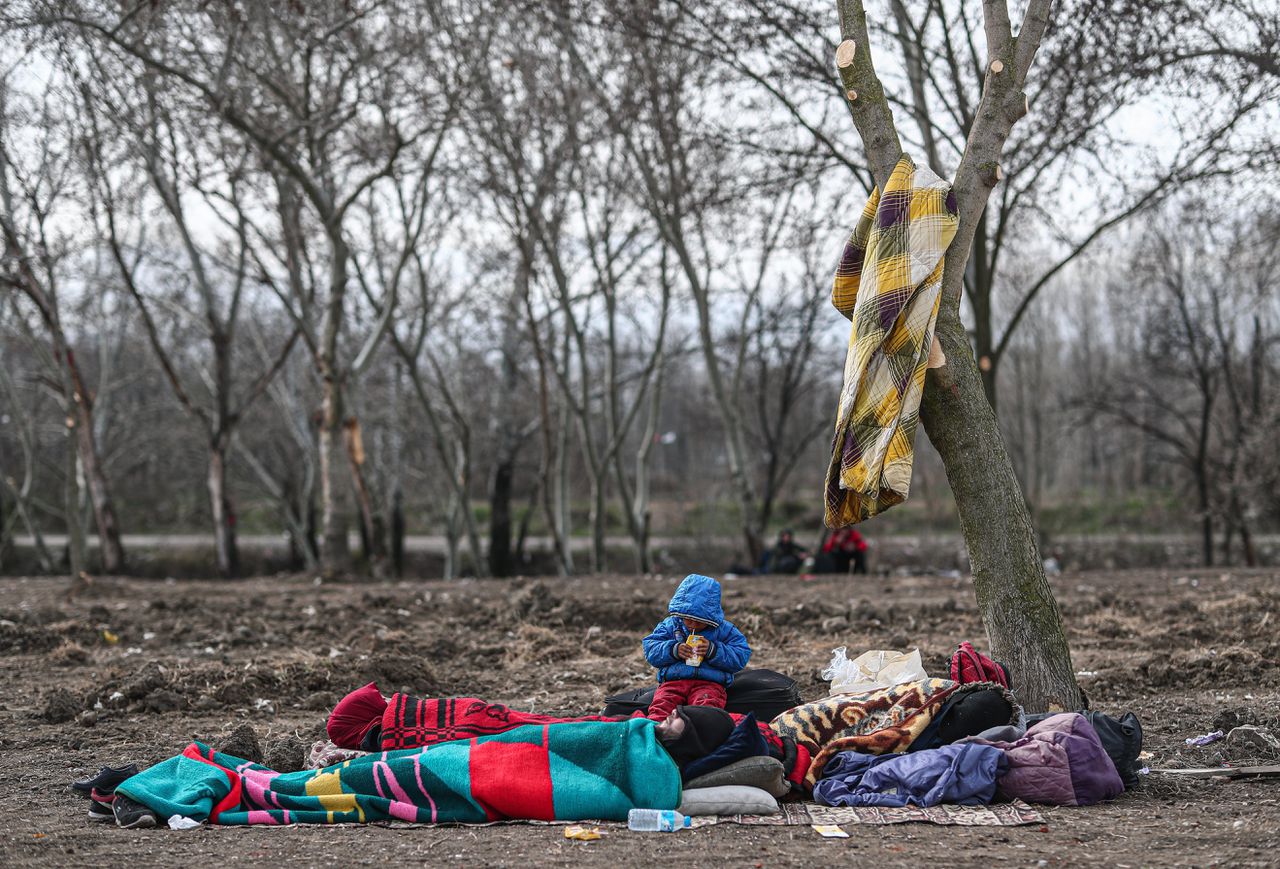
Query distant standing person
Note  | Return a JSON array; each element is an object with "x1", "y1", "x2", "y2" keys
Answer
[{"x1": 822, "y1": 527, "x2": 868, "y2": 575}]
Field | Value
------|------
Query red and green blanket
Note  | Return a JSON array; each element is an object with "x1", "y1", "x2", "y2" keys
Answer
[{"x1": 117, "y1": 718, "x2": 680, "y2": 825}]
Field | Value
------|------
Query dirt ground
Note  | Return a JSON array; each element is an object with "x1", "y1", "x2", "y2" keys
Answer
[{"x1": 1, "y1": 567, "x2": 1278, "y2": 868}]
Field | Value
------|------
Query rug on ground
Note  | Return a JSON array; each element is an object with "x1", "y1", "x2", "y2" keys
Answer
[
  {"x1": 369, "y1": 799, "x2": 1044, "y2": 829},
  {"x1": 693, "y1": 799, "x2": 1044, "y2": 827}
]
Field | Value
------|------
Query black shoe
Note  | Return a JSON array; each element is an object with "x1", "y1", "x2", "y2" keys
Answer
[
  {"x1": 112, "y1": 794, "x2": 157, "y2": 829},
  {"x1": 72, "y1": 764, "x2": 139, "y2": 796},
  {"x1": 87, "y1": 799, "x2": 114, "y2": 823}
]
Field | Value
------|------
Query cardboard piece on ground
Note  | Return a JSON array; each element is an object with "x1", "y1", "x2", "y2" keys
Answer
[{"x1": 812, "y1": 823, "x2": 849, "y2": 838}]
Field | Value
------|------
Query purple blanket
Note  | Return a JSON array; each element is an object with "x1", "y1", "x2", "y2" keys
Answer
[
  {"x1": 973, "y1": 712, "x2": 1124, "y2": 806},
  {"x1": 814, "y1": 743, "x2": 1006, "y2": 808}
]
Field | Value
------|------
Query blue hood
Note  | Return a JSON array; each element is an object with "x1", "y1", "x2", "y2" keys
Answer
[{"x1": 667, "y1": 574, "x2": 725, "y2": 627}]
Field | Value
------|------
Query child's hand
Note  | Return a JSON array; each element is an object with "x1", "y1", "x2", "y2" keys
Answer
[{"x1": 675, "y1": 643, "x2": 694, "y2": 660}]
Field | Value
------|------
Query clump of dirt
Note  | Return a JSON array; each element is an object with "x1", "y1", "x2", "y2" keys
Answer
[
  {"x1": 120, "y1": 660, "x2": 170, "y2": 701},
  {"x1": 504, "y1": 623, "x2": 574, "y2": 666},
  {"x1": 263, "y1": 734, "x2": 308, "y2": 772},
  {"x1": 41, "y1": 688, "x2": 81, "y2": 723},
  {"x1": 218, "y1": 723, "x2": 263, "y2": 764},
  {"x1": 0, "y1": 620, "x2": 62, "y2": 654},
  {"x1": 1141, "y1": 645, "x2": 1275, "y2": 688},
  {"x1": 49, "y1": 641, "x2": 90, "y2": 666}
]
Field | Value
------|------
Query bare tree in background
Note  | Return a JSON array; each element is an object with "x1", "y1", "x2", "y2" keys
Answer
[
  {"x1": 0, "y1": 75, "x2": 125, "y2": 575},
  {"x1": 1082, "y1": 202, "x2": 1280, "y2": 567},
  {"x1": 672, "y1": 0, "x2": 1265, "y2": 410},
  {"x1": 74, "y1": 59, "x2": 299, "y2": 577},
  {"x1": 53, "y1": 0, "x2": 459, "y2": 575}
]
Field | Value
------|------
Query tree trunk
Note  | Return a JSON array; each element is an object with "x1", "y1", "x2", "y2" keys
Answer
[
  {"x1": 391, "y1": 488, "x2": 405, "y2": 577},
  {"x1": 833, "y1": 0, "x2": 1078, "y2": 713},
  {"x1": 554, "y1": 401, "x2": 575, "y2": 574},
  {"x1": 488, "y1": 456, "x2": 515, "y2": 577},
  {"x1": 73, "y1": 398, "x2": 124, "y2": 573},
  {"x1": 922, "y1": 305, "x2": 1081, "y2": 711},
  {"x1": 0, "y1": 487, "x2": 7, "y2": 571},
  {"x1": 63, "y1": 422, "x2": 86, "y2": 578},
  {"x1": 318, "y1": 379, "x2": 351, "y2": 576},
  {"x1": 1192, "y1": 464, "x2": 1213, "y2": 567},
  {"x1": 208, "y1": 443, "x2": 239, "y2": 578},
  {"x1": 589, "y1": 474, "x2": 607, "y2": 573},
  {"x1": 344, "y1": 416, "x2": 386, "y2": 578}
]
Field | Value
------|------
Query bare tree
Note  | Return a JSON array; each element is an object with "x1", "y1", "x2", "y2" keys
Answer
[
  {"x1": 72, "y1": 61, "x2": 299, "y2": 577},
  {"x1": 833, "y1": 0, "x2": 1081, "y2": 710},
  {"x1": 53, "y1": 1, "x2": 459, "y2": 575},
  {"x1": 0, "y1": 73, "x2": 126, "y2": 574},
  {"x1": 1082, "y1": 202, "x2": 1280, "y2": 566}
]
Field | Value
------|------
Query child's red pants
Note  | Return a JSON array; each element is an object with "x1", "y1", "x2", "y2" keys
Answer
[{"x1": 647, "y1": 679, "x2": 728, "y2": 720}]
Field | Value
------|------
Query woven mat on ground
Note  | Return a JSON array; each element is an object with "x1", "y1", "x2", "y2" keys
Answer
[
  {"x1": 369, "y1": 800, "x2": 1044, "y2": 830},
  {"x1": 690, "y1": 799, "x2": 1043, "y2": 827}
]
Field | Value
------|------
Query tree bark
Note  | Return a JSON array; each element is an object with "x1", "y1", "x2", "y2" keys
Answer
[
  {"x1": 318, "y1": 378, "x2": 351, "y2": 575},
  {"x1": 488, "y1": 457, "x2": 515, "y2": 577},
  {"x1": 64, "y1": 351, "x2": 125, "y2": 573},
  {"x1": 63, "y1": 424, "x2": 86, "y2": 578},
  {"x1": 208, "y1": 442, "x2": 239, "y2": 578}
]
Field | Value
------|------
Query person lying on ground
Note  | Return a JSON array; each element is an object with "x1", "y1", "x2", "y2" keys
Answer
[
  {"x1": 326, "y1": 684, "x2": 812, "y2": 791},
  {"x1": 642, "y1": 574, "x2": 752, "y2": 720},
  {"x1": 90, "y1": 705, "x2": 762, "y2": 830}
]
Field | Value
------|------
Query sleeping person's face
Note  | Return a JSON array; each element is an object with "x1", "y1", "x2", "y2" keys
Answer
[{"x1": 655, "y1": 708, "x2": 686, "y2": 742}]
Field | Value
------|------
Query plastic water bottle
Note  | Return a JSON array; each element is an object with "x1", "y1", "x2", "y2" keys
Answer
[{"x1": 627, "y1": 809, "x2": 691, "y2": 832}]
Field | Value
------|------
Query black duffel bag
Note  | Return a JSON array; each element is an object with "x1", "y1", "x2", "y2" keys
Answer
[{"x1": 601, "y1": 668, "x2": 803, "y2": 721}]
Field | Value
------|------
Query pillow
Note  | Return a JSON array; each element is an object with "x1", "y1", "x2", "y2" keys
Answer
[
  {"x1": 685, "y1": 756, "x2": 789, "y2": 798},
  {"x1": 682, "y1": 713, "x2": 770, "y2": 781},
  {"x1": 679, "y1": 785, "x2": 779, "y2": 817}
]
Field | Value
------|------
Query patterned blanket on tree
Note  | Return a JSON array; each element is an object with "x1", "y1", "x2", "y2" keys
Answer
[
  {"x1": 117, "y1": 719, "x2": 680, "y2": 826},
  {"x1": 771, "y1": 678, "x2": 960, "y2": 788},
  {"x1": 824, "y1": 154, "x2": 959, "y2": 526}
]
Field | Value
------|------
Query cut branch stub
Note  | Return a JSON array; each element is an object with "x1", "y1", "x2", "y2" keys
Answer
[
  {"x1": 979, "y1": 162, "x2": 1004, "y2": 187},
  {"x1": 845, "y1": 88, "x2": 858, "y2": 101},
  {"x1": 835, "y1": 39, "x2": 858, "y2": 69},
  {"x1": 989, "y1": 59, "x2": 1005, "y2": 74},
  {"x1": 1004, "y1": 91, "x2": 1030, "y2": 123}
]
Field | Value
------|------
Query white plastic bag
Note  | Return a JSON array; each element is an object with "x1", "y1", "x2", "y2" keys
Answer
[{"x1": 822, "y1": 647, "x2": 928, "y2": 696}]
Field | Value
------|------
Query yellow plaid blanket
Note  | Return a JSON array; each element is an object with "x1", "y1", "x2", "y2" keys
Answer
[{"x1": 824, "y1": 155, "x2": 959, "y2": 527}]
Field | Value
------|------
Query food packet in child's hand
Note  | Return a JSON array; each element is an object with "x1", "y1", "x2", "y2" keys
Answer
[{"x1": 686, "y1": 633, "x2": 705, "y2": 666}]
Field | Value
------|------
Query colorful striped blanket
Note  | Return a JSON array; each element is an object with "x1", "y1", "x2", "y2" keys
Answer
[
  {"x1": 824, "y1": 155, "x2": 959, "y2": 526},
  {"x1": 117, "y1": 718, "x2": 680, "y2": 825}
]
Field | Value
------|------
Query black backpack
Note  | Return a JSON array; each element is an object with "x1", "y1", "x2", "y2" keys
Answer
[{"x1": 601, "y1": 669, "x2": 802, "y2": 722}]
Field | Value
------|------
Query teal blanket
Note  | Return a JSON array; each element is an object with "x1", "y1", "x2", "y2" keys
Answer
[{"x1": 118, "y1": 718, "x2": 680, "y2": 825}]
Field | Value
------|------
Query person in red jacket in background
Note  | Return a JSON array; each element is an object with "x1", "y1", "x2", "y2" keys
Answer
[{"x1": 822, "y1": 527, "x2": 868, "y2": 575}]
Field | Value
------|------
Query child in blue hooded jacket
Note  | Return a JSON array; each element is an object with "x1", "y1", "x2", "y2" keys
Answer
[{"x1": 642, "y1": 574, "x2": 752, "y2": 720}]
